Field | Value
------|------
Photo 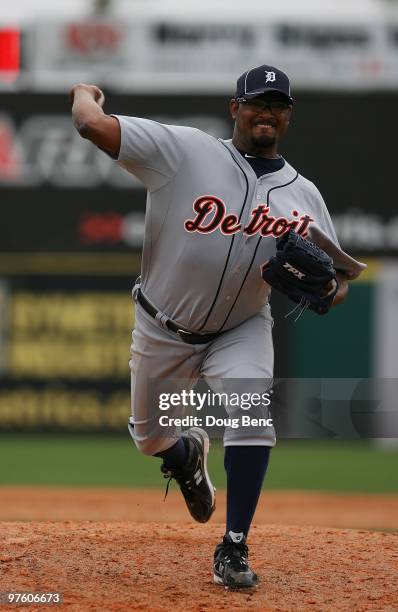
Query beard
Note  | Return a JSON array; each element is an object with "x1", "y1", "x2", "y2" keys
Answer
[{"x1": 251, "y1": 133, "x2": 277, "y2": 149}]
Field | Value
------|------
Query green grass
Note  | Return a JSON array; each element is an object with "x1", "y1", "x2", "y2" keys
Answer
[{"x1": 0, "y1": 435, "x2": 397, "y2": 493}]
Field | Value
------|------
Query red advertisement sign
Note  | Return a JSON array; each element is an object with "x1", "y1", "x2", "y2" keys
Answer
[{"x1": 0, "y1": 29, "x2": 20, "y2": 80}]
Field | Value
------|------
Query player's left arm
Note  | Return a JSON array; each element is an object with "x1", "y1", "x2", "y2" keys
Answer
[{"x1": 306, "y1": 185, "x2": 365, "y2": 308}]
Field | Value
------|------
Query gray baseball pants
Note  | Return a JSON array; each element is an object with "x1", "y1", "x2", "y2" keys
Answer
[{"x1": 128, "y1": 300, "x2": 276, "y2": 454}]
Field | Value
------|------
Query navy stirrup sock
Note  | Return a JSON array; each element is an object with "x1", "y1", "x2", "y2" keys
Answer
[
  {"x1": 224, "y1": 445, "x2": 271, "y2": 538},
  {"x1": 155, "y1": 437, "x2": 187, "y2": 469}
]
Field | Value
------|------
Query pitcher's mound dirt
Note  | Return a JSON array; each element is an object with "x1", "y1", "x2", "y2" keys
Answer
[
  {"x1": 1, "y1": 522, "x2": 397, "y2": 612},
  {"x1": 1, "y1": 487, "x2": 398, "y2": 530}
]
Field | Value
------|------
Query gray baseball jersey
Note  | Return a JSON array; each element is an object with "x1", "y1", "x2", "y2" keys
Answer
[
  {"x1": 111, "y1": 115, "x2": 339, "y2": 450},
  {"x1": 114, "y1": 116, "x2": 338, "y2": 334}
]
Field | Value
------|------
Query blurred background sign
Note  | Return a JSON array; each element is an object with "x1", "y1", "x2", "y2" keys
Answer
[
  {"x1": 30, "y1": 19, "x2": 132, "y2": 88},
  {"x1": 13, "y1": 17, "x2": 398, "y2": 91},
  {"x1": 1, "y1": 1, "x2": 398, "y2": 91}
]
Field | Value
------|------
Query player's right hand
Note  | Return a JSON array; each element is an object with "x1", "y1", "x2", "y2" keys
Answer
[{"x1": 69, "y1": 84, "x2": 105, "y2": 108}]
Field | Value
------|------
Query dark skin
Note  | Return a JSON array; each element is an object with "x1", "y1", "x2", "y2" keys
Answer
[
  {"x1": 69, "y1": 83, "x2": 120, "y2": 156},
  {"x1": 230, "y1": 92, "x2": 292, "y2": 159},
  {"x1": 69, "y1": 84, "x2": 348, "y2": 305}
]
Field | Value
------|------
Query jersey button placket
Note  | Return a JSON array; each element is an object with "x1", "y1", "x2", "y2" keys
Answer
[{"x1": 247, "y1": 193, "x2": 264, "y2": 241}]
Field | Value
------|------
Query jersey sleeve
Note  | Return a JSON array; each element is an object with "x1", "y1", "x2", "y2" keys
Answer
[
  {"x1": 112, "y1": 115, "x2": 194, "y2": 191},
  {"x1": 307, "y1": 181, "x2": 340, "y2": 247}
]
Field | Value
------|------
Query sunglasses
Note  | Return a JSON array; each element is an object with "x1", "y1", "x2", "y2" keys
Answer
[{"x1": 236, "y1": 98, "x2": 291, "y2": 114}]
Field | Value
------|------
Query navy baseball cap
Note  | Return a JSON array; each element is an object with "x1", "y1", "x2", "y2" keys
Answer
[{"x1": 235, "y1": 64, "x2": 294, "y2": 105}]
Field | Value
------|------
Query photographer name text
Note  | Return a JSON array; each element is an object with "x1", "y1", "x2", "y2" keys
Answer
[{"x1": 158, "y1": 415, "x2": 273, "y2": 429}]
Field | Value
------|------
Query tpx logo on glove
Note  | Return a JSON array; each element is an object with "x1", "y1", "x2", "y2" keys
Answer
[{"x1": 283, "y1": 262, "x2": 305, "y2": 279}]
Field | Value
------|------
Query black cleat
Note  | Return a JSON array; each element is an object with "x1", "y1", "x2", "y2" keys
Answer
[
  {"x1": 213, "y1": 531, "x2": 259, "y2": 589},
  {"x1": 160, "y1": 427, "x2": 216, "y2": 523}
]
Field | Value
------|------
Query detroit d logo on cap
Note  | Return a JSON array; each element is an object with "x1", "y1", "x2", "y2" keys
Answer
[{"x1": 265, "y1": 71, "x2": 276, "y2": 83}]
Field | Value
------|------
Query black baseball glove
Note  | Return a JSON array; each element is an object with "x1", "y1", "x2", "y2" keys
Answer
[{"x1": 261, "y1": 229, "x2": 339, "y2": 315}]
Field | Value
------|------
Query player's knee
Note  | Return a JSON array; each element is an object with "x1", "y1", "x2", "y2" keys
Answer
[
  {"x1": 134, "y1": 437, "x2": 163, "y2": 456},
  {"x1": 127, "y1": 420, "x2": 164, "y2": 456}
]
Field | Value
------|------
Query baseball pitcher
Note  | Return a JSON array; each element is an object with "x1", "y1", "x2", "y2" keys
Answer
[{"x1": 70, "y1": 64, "x2": 365, "y2": 589}]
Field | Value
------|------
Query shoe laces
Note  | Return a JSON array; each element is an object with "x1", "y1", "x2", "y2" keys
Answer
[
  {"x1": 162, "y1": 470, "x2": 173, "y2": 501},
  {"x1": 222, "y1": 541, "x2": 249, "y2": 571},
  {"x1": 161, "y1": 463, "x2": 197, "y2": 501},
  {"x1": 161, "y1": 465, "x2": 179, "y2": 501}
]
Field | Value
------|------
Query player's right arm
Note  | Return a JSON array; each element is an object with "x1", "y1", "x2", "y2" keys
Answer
[
  {"x1": 70, "y1": 83, "x2": 120, "y2": 158},
  {"x1": 71, "y1": 89, "x2": 197, "y2": 190}
]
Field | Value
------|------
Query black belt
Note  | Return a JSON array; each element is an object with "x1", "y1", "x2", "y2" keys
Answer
[{"x1": 136, "y1": 289, "x2": 222, "y2": 345}]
